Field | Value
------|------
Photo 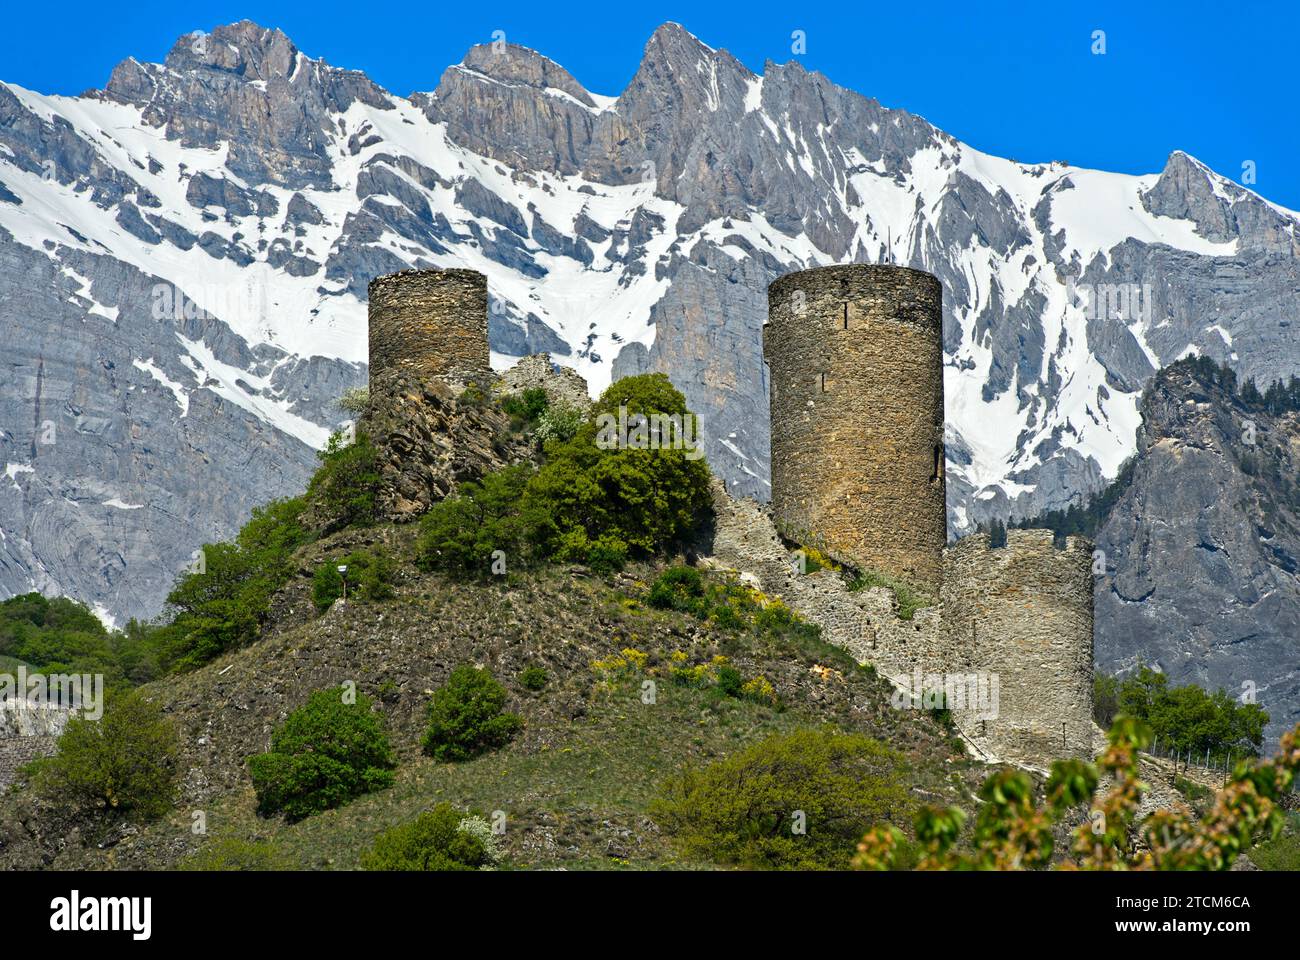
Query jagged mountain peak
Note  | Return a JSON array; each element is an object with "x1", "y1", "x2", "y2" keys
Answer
[
  {"x1": 457, "y1": 41, "x2": 597, "y2": 108},
  {"x1": 1141, "y1": 149, "x2": 1299, "y2": 251},
  {"x1": 161, "y1": 21, "x2": 301, "y2": 80}
]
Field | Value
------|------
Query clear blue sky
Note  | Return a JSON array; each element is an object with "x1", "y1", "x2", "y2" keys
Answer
[{"x1": 4, "y1": 0, "x2": 1297, "y2": 209}]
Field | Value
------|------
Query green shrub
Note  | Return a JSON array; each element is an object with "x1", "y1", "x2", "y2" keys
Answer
[
  {"x1": 501, "y1": 387, "x2": 550, "y2": 427},
  {"x1": 648, "y1": 565, "x2": 705, "y2": 612},
  {"x1": 313, "y1": 548, "x2": 397, "y2": 611},
  {"x1": 536, "y1": 405, "x2": 583, "y2": 445},
  {"x1": 361, "y1": 803, "x2": 499, "y2": 871},
  {"x1": 179, "y1": 837, "x2": 286, "y2": 871},
  {"x1": 423, "y1": 665, "x2": 523, "y2": 762},
  {"x1": 30, "y1": 690, "x2": 180, "y2": 821},
  {"x1": 846, "y1": 569, "x2": 933, "y2": 620},
  {"x1": 307, "y1": 430, "x2": 381, "y2": 530},
  {"x1": 715, "y1": 665, "x2": 744, "y2": 698},
  {"x1": 519, "y1": 666, "x2": 549, "y2": 692},
  {"x1": 312, "y1": 563, "x2": 344, "y2": 611},
  {"x1": 417, "y1": 465, "x2": 539, "y2": 579},
  {"x1": 651, "y1": 728, "x2": 911, "y2": 870},
  {"x1": 249, "y1": 688, "x2": 396, "y2": 821}
]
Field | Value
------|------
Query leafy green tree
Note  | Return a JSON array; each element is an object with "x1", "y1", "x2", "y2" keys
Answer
[
  {"x1": 249, "y1": 688, "x2": 397, "y2": 820},
  {"x1": 29, "y1": 690, "x2": 180, "y2": 821},
  {"x1": 155, "y1": 496, "x2": 311, "y2": 671},
  {"x1": 651, "y1": 728, "x2": 912, "y2": 869},
  {"x1": 527, "y1": 374, "x2": 711, "y2": 559},
  {"x1": 417, "y1": 465, "x2": 539, "y2": 579},
  {"x1": 422, "y1": 665, "x2": 522, "y2": 762},
  {"x1": 1100, "y1": 665, "x2": 1267, "y2": 763},
  {"x1": 307, "y1": 431, "x2": 381, "y2": 530}
]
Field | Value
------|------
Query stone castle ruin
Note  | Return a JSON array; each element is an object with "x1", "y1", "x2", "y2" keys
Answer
[{"x1": 364, "y1": 264, "x2": 1096, "y2": 771}]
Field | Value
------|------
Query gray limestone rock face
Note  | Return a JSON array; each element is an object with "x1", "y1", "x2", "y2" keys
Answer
[{"x1": 1094, "y1": 364, "x2": 1300, "y2": 745}]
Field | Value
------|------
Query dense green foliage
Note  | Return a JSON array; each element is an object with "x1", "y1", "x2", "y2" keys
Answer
[
  {"x1": 1094, "y1": 665, "x2": 1267, "y2": 763},
  {"x1": 422, "y1": 665, "x2": 522, "y2": 762},
  {"x1": 360, "y1": 803, "x2": 499, "y2": 870},
  {"x1": 312, "y1": 548, "x2": 396, "y2": 611},
  {"x1": 529, "y1": 374, "x2": 712, "y2": 560},
  {"x1": 28, "y1": 690, "x2": 180, "y2": 821},
  {"x1": 419, "y1": 374, "x2": 711, "y2": 579},
  {"x1": 308, "y1": 431, "x2": 381, "y2": 530},
  {"x1": 249, "y1": 688, "x2": 397, "y2": 821},
  {"x1": 0, "y1": 593, "x2": 157, "y2": 685},
  {"x1": 651, "y1": 728, "x2": 911, "y2": 869},
  {"x1": 417, "y1": 465, "x2": 541, "y2": 579},
  {"x1": 154, "y1": 496, "x2": 313, "y2": 672}
]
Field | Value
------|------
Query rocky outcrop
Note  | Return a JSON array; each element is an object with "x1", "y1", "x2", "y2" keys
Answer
[
  {"x1": 358, "y1": 373, "x2": 533, "y2": 523},
  {"x1": 1095, "y1": 363, "x2": 1300, "y2": 745}
]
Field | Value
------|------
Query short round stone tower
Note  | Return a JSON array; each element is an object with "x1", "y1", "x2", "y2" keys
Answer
[
  {"x1": 765, "y1": 264, "x2": 946, "y2": 590},
  {"x1": 368, "y1": 268, "x2": 491, "y2": 387},
  {"x1": 942, "y1": 530, "x2": 1095, "y2": 765}
]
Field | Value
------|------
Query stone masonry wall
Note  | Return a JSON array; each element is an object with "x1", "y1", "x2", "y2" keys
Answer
[
  {"x1": 368, "y1": 268, "x2": 491, "y2": 388},
  {"x1": 702, "y1": 481, "x2": 1096, "y2": 769},
  {"x1": 765, "y1": 265, "x2": 945, "y2": 591},
  {"x1": 499, "y1": 352, "x2": 593, "y2": 414},
  {"x1": 942, "y1": 530, "x2": 1095, "y2": 766},
  {"x1": 0, "y1": 705, "x2": 69, "y2": 794}
]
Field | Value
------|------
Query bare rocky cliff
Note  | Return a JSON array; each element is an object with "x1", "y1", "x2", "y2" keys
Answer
[{"x1": 1095, "y1": 362, "x2": 1300, "y2": 744}]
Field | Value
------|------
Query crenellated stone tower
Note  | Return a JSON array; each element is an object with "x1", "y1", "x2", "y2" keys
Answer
[
  {"x1": 941, "y1": 530, "x2": 1096, "y2": 765},
  {"x1": 765, "y1": 265, "x2": 946, "y2": 591},
  {"x1": 368, "y1": 268, "x2": 491, "y2": 389}
]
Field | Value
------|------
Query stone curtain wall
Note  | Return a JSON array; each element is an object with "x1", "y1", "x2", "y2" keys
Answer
[
  {"x1": 368, "y1": 269, "x2": 491, "y2": 388},
  {"x1": 765, "y1": 265, "x2": 945, "y2": 591},
  {"x1": 0, "y1": 705, "x2": 68, "y2": 794},
  {"x1": 942, "y1": 529, "x2": 1096, "y2": 765},
  {"x1": 499, "y1": 352, "x2": 593, "y2": 414}
]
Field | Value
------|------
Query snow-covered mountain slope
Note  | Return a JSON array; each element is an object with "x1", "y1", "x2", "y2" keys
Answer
[{"x1": 1, "y1": 20, "x2": 1298, "y2": 625}]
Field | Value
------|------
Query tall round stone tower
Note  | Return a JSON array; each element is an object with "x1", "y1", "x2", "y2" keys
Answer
[
  {"x1": 765, "y1": 264, "x2": 946, "y2": 590},
  {"x1": 368, "y1": 268, "x2": 491, "y2": 387}
]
